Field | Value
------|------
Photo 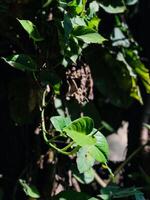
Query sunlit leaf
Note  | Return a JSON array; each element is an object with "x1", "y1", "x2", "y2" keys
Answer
[
  {"x1": 125, "y1": 50, "x2": 150, "y2": 94},
  {"x1": 116, "y1": 52, "x2": 143, "y2": 104},
  {"x1": 76, "y1": 33, "x2": 106, "y2": 44},
  {"x1": 71, "y1": 16, "x2": 86, "y2": 27},
  {"x1": 88, "y1": 145, "x2": 107, "y2": 163},
  {"x1": 126, "y1": 0, "x2": 138, "y2": 6},
  {"x1": 77, "y1": 146, "x2": 95, "y2": 173},
  {"x1": 88, "y1": 1, "x2": 99, "y2": 18},
  {"x1": 2, "y1": 54, "x2": 36, "y2": 72},
  {"x1": 83, "y1": 168, "x2": 95, "y2": 184},
  {"x1": 17, "y1": 19, "x2": 43, "y2": 42},
  {"x1": 19, "y1": 179, "x2": 40, "y2": 198},
  {"x1": 94, "y1": 130, "x2": 109, "y2": 159},
  {"x1": 130, "y1": 77, "x2": 143, "y2": 104},
  {"x1": 50, "y1": 116, "x2": 71, "y2": 132},
  {"x1": 88, "y1": 16, "x2": 100, "y2": 30},
  {"x1": 68, "y1": 0, "x2": 84, "y2": 14},
  {"x1": 63, "y1": 117, "x2": 96, "y2": 146},
  {"x1": 99, "y1": 0, "x2": 126, "y2": 14}
]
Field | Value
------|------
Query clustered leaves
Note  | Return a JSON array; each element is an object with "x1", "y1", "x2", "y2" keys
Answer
[{"x1": 50, "y1": 116, "x2": 109, "y2": 177}]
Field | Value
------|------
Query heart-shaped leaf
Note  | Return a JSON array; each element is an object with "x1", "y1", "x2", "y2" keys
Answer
[
  {"x1": 50, "y1": 116, "x2": 71, "y2": 132},
  {"x1": 63, "y1": 117, "x2": 96, "y2": 146},
  {"x1": 77, "y1": 146, "x2": 95, "y2": 173}
]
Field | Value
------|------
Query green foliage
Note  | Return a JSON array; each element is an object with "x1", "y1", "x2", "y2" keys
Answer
[
  {"x1": 50, "y1": 116, "x2": 72, "y2": 132},
  {"x1": 57, "y1": 0, "x2": 106, "y2": 66},
  {"x1": 0, "y1": 0, "x2": 149, "y2": 199},
  {"x1": 2, "y1": 54, "x2": 37, "y2": 72},
  {"x1": 77, "y1": 146, "x2": 95, "y2": 173},
  {"x1": 99, "y1": 0, "x2": 126, "y2": 14},
  {"x1": 126, "y1": 0, "x2": 138, "y2": 5},
  {"x1": 63, "y1": 117, "x2": 96, "y2": 146},
  {"x1": 49, "y1": 115, "x2": 110, "y2": 184},
  {"x1": 19, "y1": 179, "x2": 40, "y2": 198},
  {"x1": 99, "y1": 185, "x2": 145, "y2": 200},
  {"x1": 17, "y1": 19, "x2": 44, "y2": 42}
]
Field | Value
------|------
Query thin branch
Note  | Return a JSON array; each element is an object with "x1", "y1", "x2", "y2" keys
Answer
[
  {"x1": 93, "y1": 169, "x2": 107, "y2": 188},
  {"x1": 106, "y1": 142, "x2": 149, "y2": 186},
  {"x1": 41, "y1": 88, "x2": 78, "y2": 156}
]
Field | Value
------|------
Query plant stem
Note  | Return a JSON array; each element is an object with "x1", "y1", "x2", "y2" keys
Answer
[
  {"x1": 93, "y1": 169, "x2": 107, "y2": 188},
  {"x1": 106, "y1": 143, "x2": 149, "y2": 185},
  {"x1": 41, "y1": 88, "x2": 78, "y2": 156},
  {"x1": 61, "y1": 141, "x2": 75, "y2": 151},
  {"x1": 114, "y1": 144, "x2": 146, "y2": 176}
]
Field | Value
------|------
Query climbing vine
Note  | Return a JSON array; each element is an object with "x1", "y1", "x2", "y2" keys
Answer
[{"x1": 0, "y1": 0, "x2": 149, "y2": 199}]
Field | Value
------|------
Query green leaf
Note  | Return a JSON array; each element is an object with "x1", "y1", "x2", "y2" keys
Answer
[
  {"x1": 94, "y1": 130, "x2": 109, "y2": 159},
  {"x1": 64, "y1": 130, "x2": 96, "y2": 146},
  {"x1": 76, "y1": 33, "x2": 106, "y2": 44},
  {"x1": 88, "y1": 145, "x2": 107, "y2": 163},
  {"x1": 2, "y1": 54, "x2": 36, "y2": 72},
  {"x1": 101, "y1": 185, "x2": 144, "y2": 199},
  {"x1": 63, "y1": 117, "x2": 96, "y2": 146},
  {"x1": 88, "y1": 16, "x2": 100, "y2": 30},
  {"x1": 19, "y1": 179, "x2": 40, "y2": 198},
  {"x1": 17, "y1": 19, "x2": 43, "y2": 42},
  {"x1": 99, "y1": 0, "x2": 126, "y2": 14},
  {"x1": 83, "y1": 168, "x2": 95, "y2": 184},
  {"x1": 72, "y1": 26, "x2": 106, "y2": 44},
  {"x1": 73, "y1": 166, "x2": 95, "y2": 184},
  {"x1": 76, "y1": 128, "x2": 109, "y2": 167},
  {"x1": 64, "y1": 117, "x2": 94, "y2": 135},
  {"x1": 116, "y1": 52, "x2": 143, "y2": 104},
  {"x1": 126, "y1": 0, "x2": 138, "y2": 6},
  {"x1": 68, "y1": 0, "x2": 84, "y2": 14},
  {"x1": 73, "y1": 26, "x2": 95, "y2": 36},
  {"x1": 88, "y1": 1, "x2": 99, "y2": 18},
  {"x1": 50, "y1": 116, "x2": 71, "y2": 132},
  {"x1": 77, "y1": 146, "x2": 95, "y2": 173},
  {"x1": 125, "y1": 50, "x2": 150, "y2": 94},
  {"x1": 71, "y1": 16, "x2": 86, "y2": 27},
  {"x1": 130, "y1": 77, "x2": 143, "y2": 104},
  {"x1": 111, "y1": 27, "x2": 130, "y2": 47}
]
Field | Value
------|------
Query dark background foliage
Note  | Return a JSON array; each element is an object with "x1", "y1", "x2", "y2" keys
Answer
[{"x1": 0, "y1": 0, "x2": 150, "y2": 199}]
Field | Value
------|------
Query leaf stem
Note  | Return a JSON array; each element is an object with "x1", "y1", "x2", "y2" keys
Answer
[
  {"x1": 106, "y1": 142, "x2": 149, "y2": 185},
  {"x1": 61, "y1": 141, "x2": 75, "y2": 151},
  {"x1": 41, "y1": 88, "x2": 78, "y2": 155}
]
